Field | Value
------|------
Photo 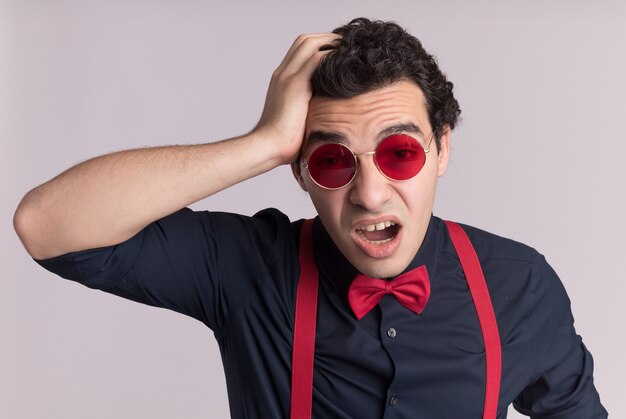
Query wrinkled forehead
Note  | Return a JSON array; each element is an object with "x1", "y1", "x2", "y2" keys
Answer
[{"x1": 303, "y1": 80, "x2": 431, "y2": 151}]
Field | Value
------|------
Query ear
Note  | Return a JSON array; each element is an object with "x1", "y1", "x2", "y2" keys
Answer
[
  {"x1": 437, "y1": 126, "x2": 451, "y2": 177},
  {"x1": 291, "y1": 161, "x2": 309, "y2": 192}
]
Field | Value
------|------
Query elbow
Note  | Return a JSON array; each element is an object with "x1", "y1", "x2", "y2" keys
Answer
[{"x1": 13, "y1": 188, "x2": 49, "y2": 260}]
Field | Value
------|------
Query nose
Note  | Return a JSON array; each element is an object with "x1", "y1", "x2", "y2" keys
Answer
[{"x1": 348, "y1": 154, "x2": 393, "y2": 212}]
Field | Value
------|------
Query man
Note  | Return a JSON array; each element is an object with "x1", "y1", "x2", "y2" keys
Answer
[{"x1": 13, "y1": 18, "x2": 606, "y2": 418}]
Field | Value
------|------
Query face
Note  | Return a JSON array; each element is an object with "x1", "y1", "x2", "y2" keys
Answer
[{"x1": 293, "y1": 79, "x2": 450, "y2": 278}]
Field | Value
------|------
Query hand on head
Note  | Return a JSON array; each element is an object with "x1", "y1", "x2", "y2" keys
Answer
[{"x1": 254, "y1": 33, "x2": 341, "y2": 165}]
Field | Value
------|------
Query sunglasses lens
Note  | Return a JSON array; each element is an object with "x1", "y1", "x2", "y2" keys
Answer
[
  {"x1": 376, "y1": 134, "x2": 426, "y2": 180},
  {"x1": 307, "y1": 143, "x2": 356, "y2": 188}
]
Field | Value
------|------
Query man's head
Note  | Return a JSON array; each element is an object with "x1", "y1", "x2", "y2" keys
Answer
[
  {"x1": 293, "y1": 18, "x2": 460, "y2": 278},
  {"x1": 311, "y1": 17, "x2": 460, "y2": 151}
]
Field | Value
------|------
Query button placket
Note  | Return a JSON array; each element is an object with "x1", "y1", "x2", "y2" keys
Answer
[{"x1": 379, "y1": 296, "x2": 406, "y2": 417}]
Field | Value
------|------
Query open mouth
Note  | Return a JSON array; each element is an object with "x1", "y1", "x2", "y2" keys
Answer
[{"x1": 356, "y1": 221, "x2": 400, "y2": 244}]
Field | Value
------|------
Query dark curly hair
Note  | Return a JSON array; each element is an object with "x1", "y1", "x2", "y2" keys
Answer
[{"x1": 311, "y1": 18, "x2": 461, "y2": 151}]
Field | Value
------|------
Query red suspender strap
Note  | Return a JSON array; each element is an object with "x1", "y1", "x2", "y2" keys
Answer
[
  {"x1": 445, "y1": 221, "x2": 502, "y2": 419},
  {"x1": 290, "y1": 219, "x2": 318, "y2": 419}
]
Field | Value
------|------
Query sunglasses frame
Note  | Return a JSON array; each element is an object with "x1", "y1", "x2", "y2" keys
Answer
[{"x1": 302, "y1": 133, "x2": 435, "y2": 190}]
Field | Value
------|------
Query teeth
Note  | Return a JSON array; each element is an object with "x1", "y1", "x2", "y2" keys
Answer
[
  {"x1": 357, "y1": 230, "x2": 394, "y2": 244},
  {"x1": 359, "y1": 221, "x2": 396, "y2": 232}
]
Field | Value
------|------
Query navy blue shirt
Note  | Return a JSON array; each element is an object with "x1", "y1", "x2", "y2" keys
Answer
[{"x1": 35, "y1": 208, "x2": 607, "y2": 418}]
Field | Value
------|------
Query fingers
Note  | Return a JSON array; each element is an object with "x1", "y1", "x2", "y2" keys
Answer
[
  {"x1": 298, "y1": 46, "x2": 333, "y2": 80},
  {"x1": 274, "y1": 33, "x2": 341, "y2": 77},
  {"x1": 277, "y1": 33, "x2": 339, "y2": 71}
]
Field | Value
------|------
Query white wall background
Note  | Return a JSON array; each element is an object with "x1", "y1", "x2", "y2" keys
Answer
[{"x1": 2, "y1": 0, "x2": 624, "y2": 417}]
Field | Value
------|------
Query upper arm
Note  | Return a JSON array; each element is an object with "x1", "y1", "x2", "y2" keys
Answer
[
  {"x1": 33, "y1": 207, "x2": 297, "y2": 332},
  {"x1": 512, "y1": 255, "x2": 607, "y2": 418}
]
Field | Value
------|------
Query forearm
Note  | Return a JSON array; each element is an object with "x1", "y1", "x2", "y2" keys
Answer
[{"x1": 14, "y1": 130, "x2": 284, "y2": 260}]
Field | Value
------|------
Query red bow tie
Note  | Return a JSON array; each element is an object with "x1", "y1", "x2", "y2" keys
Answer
[{"x1": 348, "y1": 265, "x2": 431, "y2": 320}]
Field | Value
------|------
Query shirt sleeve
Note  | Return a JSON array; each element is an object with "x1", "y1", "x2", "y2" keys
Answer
[
  {"x1": 512, "y1": 254, "x2": 608, "y2": 418},
  {"x1": 33, "y1": 207, "x2": 297, "y2": 333}
]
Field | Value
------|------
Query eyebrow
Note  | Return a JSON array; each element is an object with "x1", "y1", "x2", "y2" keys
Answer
[
  {"x1": 305, "y1": 122, "x2": 425, "y2": 147},
  {"x1": 378, "y1": 122, "x2": 424, "y2": 140}
]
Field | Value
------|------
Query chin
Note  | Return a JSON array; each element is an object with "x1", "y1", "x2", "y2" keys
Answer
[{"x1": 352, "y1": 257, "x2": 408, "y2": 279}]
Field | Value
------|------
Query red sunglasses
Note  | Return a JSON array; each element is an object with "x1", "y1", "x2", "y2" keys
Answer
[{"x1": 302, "y1": 133, "x2": 434, "y2": 190}]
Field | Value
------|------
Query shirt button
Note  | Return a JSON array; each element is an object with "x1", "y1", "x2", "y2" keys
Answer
[
  {"x1": 387, "y1": 327, "x2": 397, "y2": 339},
  {"x1": 389, "y1": 395, "x2": 398, "y2": 407}
]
